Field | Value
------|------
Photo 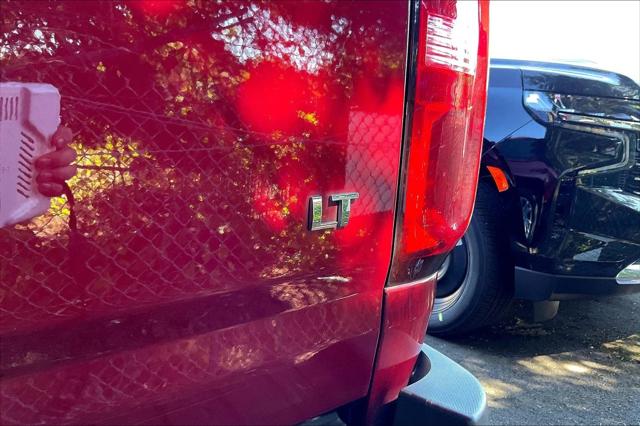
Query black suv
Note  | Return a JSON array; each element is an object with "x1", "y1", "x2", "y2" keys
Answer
[{"x1": 431, "y1": 59, "x2": 640, "y2": 335}]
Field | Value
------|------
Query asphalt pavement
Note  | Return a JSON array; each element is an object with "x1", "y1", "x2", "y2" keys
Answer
[{"x1": 428, "y1": 293, "x2": 640, "y2": 425}]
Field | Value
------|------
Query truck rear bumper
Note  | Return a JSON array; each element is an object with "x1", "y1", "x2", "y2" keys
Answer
[{"x1": 394, "y1": 344, "x2": 487, "y2": 426}]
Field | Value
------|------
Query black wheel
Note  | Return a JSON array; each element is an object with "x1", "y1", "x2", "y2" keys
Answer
[{"x1": 428, "y1": 181, "x2": 514, "y2": 336}]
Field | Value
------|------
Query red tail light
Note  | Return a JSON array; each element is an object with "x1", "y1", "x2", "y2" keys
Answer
[{"x1": 390, "y1": 0, "x2": 489, "y2": 284}]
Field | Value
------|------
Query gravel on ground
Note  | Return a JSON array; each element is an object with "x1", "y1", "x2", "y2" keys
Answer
[{"x1": 428, "y1": 293, "x2": 640, "y2": 425}]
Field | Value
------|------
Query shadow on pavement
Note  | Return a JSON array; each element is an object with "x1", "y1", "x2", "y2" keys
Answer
[
  {"x1": 427, "y1": 294, "x2": 640, "y2": 425},
  {"x1": 436, "y1": 295, "x2": 639, "y2": 359}
]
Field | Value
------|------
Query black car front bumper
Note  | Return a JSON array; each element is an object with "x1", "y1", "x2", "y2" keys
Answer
[
  {"x1": 515, "y1": 266, "x2": 640, "y2": 301},
  {"x1": 513, "y1": 185, "x2": 640, "y2": 301}
]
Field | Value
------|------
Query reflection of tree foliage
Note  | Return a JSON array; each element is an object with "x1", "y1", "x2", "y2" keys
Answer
[
  {"x1": 524, "y1": 71, "x2": 640, "y2": 100},
  {"x1": 0, "y1": 0, "x2": 405, "y2": 334},
  {"x1": 0, "y1": 1, "x2": 409, "y2": 423}
]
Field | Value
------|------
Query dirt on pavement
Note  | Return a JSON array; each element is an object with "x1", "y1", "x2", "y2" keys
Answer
[{"x1": 428, "y1": 293, "x2": 640, "y2": 425}]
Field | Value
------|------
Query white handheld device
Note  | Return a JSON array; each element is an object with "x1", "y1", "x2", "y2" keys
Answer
[{"x1": 0, "y1": 83, "x2": 60, "y2": 227}]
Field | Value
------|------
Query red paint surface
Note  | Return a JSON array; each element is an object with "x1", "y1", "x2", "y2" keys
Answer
[
  {"x1": 0, "y1": 1, "x2": 408, "y2": 424},
  {"x1": 366, "y1": 278, "x2": 436, "y2": 422}
]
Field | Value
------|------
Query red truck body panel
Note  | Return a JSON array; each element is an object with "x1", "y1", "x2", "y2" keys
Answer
[
  {"x1": 366, "y1": 278, "x2": 435, "y2": 421},
  {"x1": 0, "y1": 1, "x2": 409, "y2": 424}
]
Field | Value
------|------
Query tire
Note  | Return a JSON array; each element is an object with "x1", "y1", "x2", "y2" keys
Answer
[{"x1": 428, "y1": 180, "x2": 514, "y2": 336}]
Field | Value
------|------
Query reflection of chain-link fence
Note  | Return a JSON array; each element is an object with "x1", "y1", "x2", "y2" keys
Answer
[
  {"x1": 0, "y1": 92, "x2": 399, "y2": 335},
  {"x1": 1, "y1": 289, "x2": 375, "y2": 424},
  {"x1": 0, "y1": 93, "x2": 398, "y2": 423},
  {"x1": 0, "y1": 63, "x2": 401, "y2": 337},
  {"x1": 347, "y1": 111, "x2": 401, "y2": 214},
  {"x1": 0, "y1": 1, "x2": 405, "y2": 423},
  {"x1": 1, "y1": 93, "x2": 262, "y2": 330}
]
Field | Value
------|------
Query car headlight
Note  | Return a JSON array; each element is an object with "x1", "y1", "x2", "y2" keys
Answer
[{"x1": 523, "y1": 91, "x2": 639, "y2": 176}]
